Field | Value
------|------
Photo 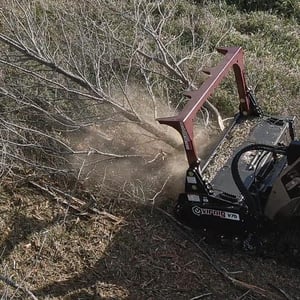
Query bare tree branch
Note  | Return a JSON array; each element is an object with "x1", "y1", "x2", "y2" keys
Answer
[{"x1": 0, "y1": 0, "x2": 227, "y2": 186}]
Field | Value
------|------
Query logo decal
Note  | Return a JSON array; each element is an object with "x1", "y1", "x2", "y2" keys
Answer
[
  {"x1": 192, "y1": 206, "x2": 240, "y2": 221},
  {"x1": 192, "y1": 206, "x2": 202, "y2": 215}
]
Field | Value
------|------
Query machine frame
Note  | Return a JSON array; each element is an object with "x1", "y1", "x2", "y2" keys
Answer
[{"x1": 157, "y1": 47, "x2": 299, "y2": 236}]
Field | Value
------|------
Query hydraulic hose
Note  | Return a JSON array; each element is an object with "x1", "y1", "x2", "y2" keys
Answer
[{"x1": 231, "y1": 144, "x2": 287, "y2": 216}]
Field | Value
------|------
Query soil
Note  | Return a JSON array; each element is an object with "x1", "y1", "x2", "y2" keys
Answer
[
  {"x1": 1, "y1": 182, "x2": 300, "y2": 300},
  {"x1": 1, "y1": 110, "x2": 299, "y2": 300}
]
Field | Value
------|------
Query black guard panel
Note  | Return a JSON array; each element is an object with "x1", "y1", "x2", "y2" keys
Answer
[{"x1": 211, "y1": 117, "x2": 291, "y2": 198}]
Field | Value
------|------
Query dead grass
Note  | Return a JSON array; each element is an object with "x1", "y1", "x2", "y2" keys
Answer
[
  {"x1": 1, "y1": 180, "x2": 300, "y2": 299},
  {"x1": 1, "y1": 69, "x2": 299, "y2": 300}
]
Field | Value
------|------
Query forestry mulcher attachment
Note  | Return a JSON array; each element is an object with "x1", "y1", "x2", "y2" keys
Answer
[{"x1": 157, "y1": 47, "x2": 300, "y2": 246}]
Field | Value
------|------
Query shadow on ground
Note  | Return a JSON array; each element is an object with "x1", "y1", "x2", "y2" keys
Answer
[
  {"x1": 32, "y1": 204, "x2": 220, "y2": 300},
  {"x1": 31, "y1": 203, "x2": 300, "y2": 300},
  {"x1": 1, "y1": 188, "x2": 300, "y2": 300}
]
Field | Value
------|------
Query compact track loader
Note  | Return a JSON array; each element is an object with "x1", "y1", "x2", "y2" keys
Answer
[{"x1": 157, "y1": 47, "x2": 300, "y2": 243}]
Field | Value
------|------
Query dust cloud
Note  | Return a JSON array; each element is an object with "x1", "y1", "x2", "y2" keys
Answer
[{"x1": 69, "y1": 85, "x2": 216, "y2": 203}]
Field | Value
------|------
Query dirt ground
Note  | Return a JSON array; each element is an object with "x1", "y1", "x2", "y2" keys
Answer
[
  {"x1": 1, "y1": 174, "x2": 300, "y2": 300},
  {"x1": 1, "y1": 114, "x2": 300, "y2": 300}
]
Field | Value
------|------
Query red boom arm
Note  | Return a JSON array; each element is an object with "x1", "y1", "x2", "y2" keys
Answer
[{"x1": 157, "y1": 47, "x2": 253, "y2": 167}]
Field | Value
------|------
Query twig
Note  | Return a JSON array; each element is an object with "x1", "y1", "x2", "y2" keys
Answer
[
  {"x1": 150, "y1": 175, "x2": 171, "y2": 204},
  {"x1": 146, "y1": 151, "x2": 167, "y2": 164},
  {"x1": 190, "y1": 292, "x2": 213, "y2": 300},
  {"x1": 71, "y1": 148, "x2": 144, "y2": 158},
  {"x1": 237, "y1": 289, "x2": 251, "y2": 300},
  {"x1": 0, "y1": 274, "x2": 38, "y2": 300},
  {"x1": 269, "y1": 283, "x2": 294, "y2": 300},
  {"x1": 29, "y1": 181, "x2": 122, "y2": 223},
  {"x1": 154, "y1": 207, "x2": 194, "y2": 233}
]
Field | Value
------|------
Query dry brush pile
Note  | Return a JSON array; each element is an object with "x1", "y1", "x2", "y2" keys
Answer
[{"x1": 0, "y1": 0, "x2": 227, "y2": 199}]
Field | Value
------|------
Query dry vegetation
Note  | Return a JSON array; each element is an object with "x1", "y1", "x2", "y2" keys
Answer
[{"x1": 0, "y1": 0, "x2": 299, "y2": 299}]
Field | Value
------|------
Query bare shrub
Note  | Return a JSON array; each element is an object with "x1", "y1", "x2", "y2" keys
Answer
[{"x1": 0, "y1": 0, "x2": 222, "y2": 198}]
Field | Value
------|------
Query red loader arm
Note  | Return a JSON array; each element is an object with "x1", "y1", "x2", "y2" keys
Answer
[{"x1": 157, "y1": 47, "x2": 257, "y2": 167}]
